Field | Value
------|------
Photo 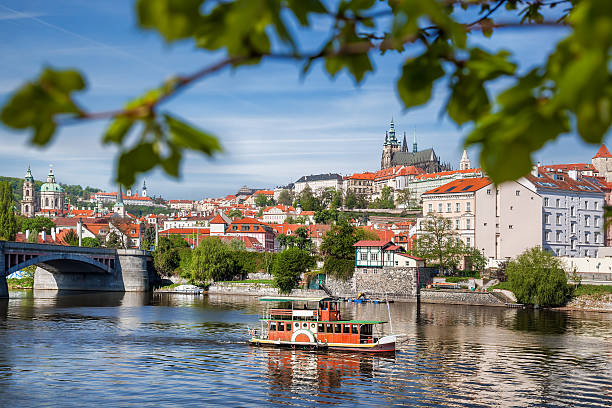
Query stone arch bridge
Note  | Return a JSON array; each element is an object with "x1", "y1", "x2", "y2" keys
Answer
[{"x1": 1, "y1": 241, "x2": 155, "y2": 298}]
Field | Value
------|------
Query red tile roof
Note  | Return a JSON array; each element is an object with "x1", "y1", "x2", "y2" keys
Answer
[
  {"x1": 540, "y1": 163, "x2": 595, "y2": 172},
  {"x1": 345, "y1": 172, "x2": 376, "y2": 181},
  {"x1": 415, "y1": 168, "x2": 482, "y2": 180},
  {"x1": 353, "y1": 240, "x2": 393, "y2": 247},
  {"x1": 593, "y1": 144, "x2": 612, "y2": 159},
  {"x1": 209, "y1": 214, "x2": 228, "y2": 224},
  {"x1": 422, "y1": 177, "x2": 491, "y2": 195}
]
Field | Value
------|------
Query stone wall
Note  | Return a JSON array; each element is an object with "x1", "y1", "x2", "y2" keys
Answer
[
  {"x1": 323, "y1": 276, "x2": 354, "y2": 297},
  {"x1": 420, "y1": 289, "x2": 505, "y2": 306},
  {"x1": 247, "y1": 272, "x2": 273, "y2": 280},
  {"x1": 208, "y1": 282, "x2": 325, "y2": 297}
]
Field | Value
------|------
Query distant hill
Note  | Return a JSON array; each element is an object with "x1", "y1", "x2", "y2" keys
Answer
[{"x1": 0, "y1": 176, "x2": 102, "y2": 205}]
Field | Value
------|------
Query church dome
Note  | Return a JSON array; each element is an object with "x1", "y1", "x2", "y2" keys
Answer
[{"x1": 40, "y1": 166, "x2": 63, "y2": 193}]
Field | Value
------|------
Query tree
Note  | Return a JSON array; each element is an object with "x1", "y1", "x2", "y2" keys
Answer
[
  {"x1": 465, "y1": 247, "x2": 487, "y2": 273},
  {"x1": 105, "y1": 231, "x2": 123, "y2": 249},
  {"x1": 2, "y1": 1, "x2": 602, "y2": 189},
  {"x1": 227, "y1": 209, "x2": 242, "y2": 218},
  {"x1": 277, "y1": 189, "x2": 293, "y2": 206},
  {"x1": 62, "y1": 229, "x2": 79, "y2": 246},
  {"x1": 82, "y1": 237, "x2": 101, "y2": 247},
  {"x1": 141, "y1": 225, "x2": 156, "y2": 250},
  {"x1": 413, "y1": 214, "x2": 464, "y2": 274},
  {"x1": 254, "y1": 194, "x2": 269, "y2": 208},
  {"x1": 507, "y1": 247, "x2": 569, "y2": 307},
  {"x1": 19, "y1": 216, "x2": 56, "y2": 234},
  {"x1": 370, "y1": 186, "x2": 395, "y2": 209},
  {"x1": 0, "y1": 182, "x2": 17, "y2": 241},
  {"x1": 397, "y1": 189, "x2": 417, "y2": 210},
  {"x1": 344, "y1": 192, "x2": 357, "y2": 210},
  {"x1": 189, "y1": 238, "x2": 242, "y2": 283},
  {"x1": 153, "y1": 235, "x2": 189, "y2": 276},
  {"x1": 320, "y1": 222, "x2": 378, "y2": 280},
  {"x1": 271, "y1": 247, "x2": 315, "y2": 294}
]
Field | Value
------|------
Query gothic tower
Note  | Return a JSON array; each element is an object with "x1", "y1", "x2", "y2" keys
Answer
[
  {"x1": 142, "y1": 180, "x2": 148, "y2": 197},
  {"x1": 21, "y1": 165, "x2": 36, "y2": 217},
  {"x1": 380, "y1": 118, "x2": 401, "y2": 169},
  {"x1": 460, "y1": 149, "x2": 471, "y2": 170}
]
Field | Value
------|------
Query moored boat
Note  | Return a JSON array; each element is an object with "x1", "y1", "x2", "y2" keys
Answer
[{"x1": 249, "y1": 296, "x2": 396, "y2": 353}]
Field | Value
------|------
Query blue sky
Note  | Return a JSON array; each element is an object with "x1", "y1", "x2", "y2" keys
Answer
[{"x1": 0, "y1": 0, "x2": 609, "y2": 199}]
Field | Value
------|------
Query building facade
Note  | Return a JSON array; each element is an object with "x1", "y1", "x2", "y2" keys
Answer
[
  {"x1": 294, "y1": 173, "x2": 343, "y2": 194},
  {"x1": 21, "y1": 166, "x2": 37, "y2": 217}
]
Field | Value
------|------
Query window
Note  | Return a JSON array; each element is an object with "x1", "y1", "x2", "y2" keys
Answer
[
  {"x1": 595, "y1": 232, "x2": 600, "y2": 243},
  {"x1": 25, "y1": 189, "x2": 29, "y2": 197},
  {"x1": 585, "y1": 215, "x2": 590, "y2": 227},
  {"x1": 571, "y1": 239, "x2": 576, "y2": 250},
  {"x1": 455, "y1": 219, "x2": 460, "y2": 230},
  {"x1": 556, "y1": 231, "x2": 562, "y2": 242},
  {"x1": 584, "y1": 201, "x2": 588, "y2": 209},
  {"x1": 515, "y1": 190, "x2": 520, "y2": 196},
  {"x1": 556, "y1": 214, "x2": 562, "y2": 225},
  {"x1": 352, "y1": 325, "x2": 358, "y2": 334},
  {"x1": 326, "y1": 323, "x2": 332, "y2": 333},
  {"x1": 438, "y1": 203, "x2": 443, "y2": 212},
  {"x1": 545, "y1": 231, "x2": 551, "y2": 241},
  {"x1": 509, "y1": 225, "x2": 513, "y2": 229},
  {"x1": 466, "y1": 202, "x2": 471, "y2": 212},
  {"x1": 447, "y1": 203, "x2": 452, "y2": 213},
  {"x1": 270, "y1": 322, "x2": 276, "y2": 331},
  {"x1": 466, "y1": 219, "x2": 471, "y2": 230},
  {"x1": 595, "y1": 202, "x2": 599, "y2": 210},
  {"x1": 371, "y1": 253, "x2": 378, "y2": 261},
  {"x1": 544, "y1": 198, "x2": 549, "y2": 206},
  {"x1": 585, "y1": 232, "x2": 590, "y2": 243},
  {"x1": 571, "y1": 206, "x2": 576, "y2": 216},
  {"x1": 343, "y1": 324, "x2": 351, "y2": 334},
  {"x1": 318, "y1": 323, "x2": 325, "y2": 332},
  {"x1": 334, "y1": 324, "x2": 341, "y2": 333},
  {"x1": 595, "y1": 216, "x2": 600, "y2": 227},
  {"x1": 556, "y1": 199, "x2": 561, "y2": 207},
  {"x1": 571, "y1": 223, "x2": 576, "y2": 234},
  {"x1": 428, "y1": 204, "x2": 433, "y2": 213},
  {"x1": 455, "y1": 202, "x2": 460, "y2": 212},
  {"x1": 544, "y1": 214, "x2": 550, "y2": 224},
  {"x1": 360, "y1": 253, "x2": 367, "y2": 261},
  {"x1": 277, "y1": 322, "x2": 284, "y2": 331},
  {"x1": 466, "y1": 237, "x2": 471, "y2": 247}
]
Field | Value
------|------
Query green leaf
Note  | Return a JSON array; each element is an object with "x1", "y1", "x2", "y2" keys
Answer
[
  {"x1": 396, "y1": 51, "x2": 445, "y2": 109},
  {"x1": 447, "y1": 74, "x2": 490, "y2": 125},
  {"x1": 103, "y1": 116, "x2": 135, "y2": 145},
  {"x1": 0, "y1": 67, "x2": 86, "y2": 146},
  {"x1": 164, "y1": 113, "x2": 222, "y2": 155},
  {"x1": 136, "y1": 0, "x2": 204, "y2": 42},
  {"x1": 116, "y1": 142, "x2": 158, "y2": 187},
  {"x1": 286, "y1": 0, "x2": 327, "y2": 26}
]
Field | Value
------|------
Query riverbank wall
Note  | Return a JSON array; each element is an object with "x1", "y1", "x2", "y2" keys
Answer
[
  {"x1": 419, "y1": 289, "x2": 505, "y2": 306},
  {"x1": 207, "y1": 282, "x2": 325, "y2": 297}
]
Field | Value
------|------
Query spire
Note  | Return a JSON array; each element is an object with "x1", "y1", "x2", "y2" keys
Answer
[
  {"x1": 593, "y1": 144, "x2": 612, "y2": 159},
  {"x1": 25, "y1": 164, "x2": 33, "y2": 182},
  {"x1": 412, "y1": 128, "x2": 417, "y2": 153},
  {"x1": 460, "y1": 149, "x2": 471, "y2": 170},
  {"x1": 47, "y1": 164, "x2": 55, "y2": 183},
  {"x1": 388, "y1": 117, "x2": 399, "y2": 145},
  {"x1": 402, "y1": 132, "x2": 408, "y2": 152}
]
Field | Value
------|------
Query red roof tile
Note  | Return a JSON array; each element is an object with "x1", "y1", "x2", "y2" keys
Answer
[
  {"x1": 593, "y1": 144, "x2": 612, "y2": 159},
  {"x1": 422, "y1": 177, "x2": 491, "y2": 195},
  {"x1": 209, "y1": 214, "x2": 228, "y2": 224},
  {"x1": 353, "y1": 240, "x2": 393, "y2": 247}
]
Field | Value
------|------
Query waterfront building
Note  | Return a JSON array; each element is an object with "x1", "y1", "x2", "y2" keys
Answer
[
  {"x1": 354, "y1": 240, "x2": 404, "y2": 268},
  {"x1": 420, "y1": 177, "x2": 542, "y2": 260},
  {"x1": 523, "y1": 168, "x2": 605, "y2": 257}
]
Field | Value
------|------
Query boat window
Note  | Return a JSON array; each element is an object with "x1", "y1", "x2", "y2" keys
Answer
[
  {"x1": 302, "y1": 322, "x2": 308, "y2": 329},
  {"x1": 334, "y1": 324, "x2": 341, "y2": 333},
  {"x1": 343, "y1": 324, "x2": 350, "y2": 334},
  {"x1": 318, "y1": 323, "x2": 324, "y2": 332},
  {"x1": 326, "y1": 323, "x2": 332, "y2": 333},
  {"x1": 294, "y1": 322, "x2": 299, "y2": 329},
  {"x1": 270, "y1": 322, "x2": 276, "y2": 331},
  {"x1": 361, "y1": 324, "x2": 372, "y2": 335},
  {"x1": 352, "y1": 325, "x2": 358, "y2": 334},
  {"x1": 286, "y1": 323, "x2": 292, "y2": 331}
]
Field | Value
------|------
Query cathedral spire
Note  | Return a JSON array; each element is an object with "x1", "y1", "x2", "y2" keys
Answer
[
  {"x1": 412, "y1": 128, "x2": 417, "y2": 153},
  {"x1": 402, "y1": 132, "x2": 408, "y2": 152}
]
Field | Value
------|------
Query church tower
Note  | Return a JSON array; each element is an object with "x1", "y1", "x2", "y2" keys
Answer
[
  {"x1": 412, "y1": 128, "x2": 418, "y2": 153},
  {"x1": 21, "y1": 165, "x2": 36, "y2": 217},
  {"x1": 142, "y1": 180, "x2": 148, "y2": 197},
  {"x1": 113, "y1": 185, "x2": 127, "y2": 217},
  {"x1": 460, "y1": 149, "x2": 471, "y2": 170},
  {"x1": 380, "y1": 118, "x2": 401, "y2": 169}
]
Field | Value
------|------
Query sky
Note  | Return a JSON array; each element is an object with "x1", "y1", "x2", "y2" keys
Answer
[{"x1": 0, "y1": 0, "x2": 609, "y2": 200}]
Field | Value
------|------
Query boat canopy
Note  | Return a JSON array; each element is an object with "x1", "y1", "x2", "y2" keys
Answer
[{"x1": 258, "y1": 296, "x2": 333, "y2": 302}]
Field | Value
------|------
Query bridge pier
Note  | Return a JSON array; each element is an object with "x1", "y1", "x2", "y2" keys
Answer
[{"x1": 0, "y1": 275, "x2": 7, "y2": 299}]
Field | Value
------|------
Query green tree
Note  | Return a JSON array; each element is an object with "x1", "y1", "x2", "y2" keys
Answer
[
  {"x1": 105, "y1": 231, "x2": 123, "y2": 249},
  {"x1": 189, "y1": 238, "x2": 242, "y2": 283},
  {"x1": 507, "y1": 247, "x2": 569, "y2": 307},
  {"x1": 370, "y1": 186, "x2": 395, "y2": 209},
  {"x1": 277, "y1": 189, "x2": 293, "y2": 206},
  {"x1": 465, "y1": 247, "x2": 487, "y2": 273},
  {"x1": 153, "y1": 235, "x2": 189, "y2": 276},
  {"x1": 20, "y1": 216, "x2": 56, "y2": 234},
  {"x1": 140, "y1": 225, "x2": 156, "y2": 250},
  {"x1": 227, "y1": 209, "x2": 242, "y2": 218},
  {"x1": 298, "y1": 186, "x2": 320, "y2": 212},
  {"x1": 320, "y1": 222, "x2": 378, "y2": 280},
  {"x1": 271, "y1": 247, "x2": 315, "y2": 294},
  {"x1": 254, "y1": 194, "x2": 269, "y2": 208},
  {"x1": 330, "y1": 190, "x2": 343, "y2": 210},
  {"x1": 344, "y1": 191, "x2": 357, "y2": 210},
  {"x1": 0, "y1": 182, "x2": 17, "y2": 241},
  {"x1": 397, "y1": 189, "x2": 417, "y2": 209},
  {"x1": 413, "y1": 214, "x2": 464, "y2": 274},
  {"x1": 82, "y1": 237, "x2": 101, "y2": 247},
  {"x1": 62, "y1": 229, "x2": 79, "y2": 246}
]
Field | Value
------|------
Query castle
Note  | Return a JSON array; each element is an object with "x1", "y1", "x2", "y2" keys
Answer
[
  {"x1": 20, "y1": 165, "x2": 65, "y2": 217},
  {"x1": 380, "y1": 119, "x2": 451, "y2": 173}
]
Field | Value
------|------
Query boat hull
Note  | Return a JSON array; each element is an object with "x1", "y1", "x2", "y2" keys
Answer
[{"x1": 249, "y1": 335, "x2": 396, "y2": 353}]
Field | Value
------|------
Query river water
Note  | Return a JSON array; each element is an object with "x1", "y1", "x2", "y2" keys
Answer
[{"x1": 1, "y1": 290, "x2": 611, "y2": 407}]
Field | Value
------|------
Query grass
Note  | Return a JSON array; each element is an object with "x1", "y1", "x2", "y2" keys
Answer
[
  {"x1": 218, "y1": 279, "x2": 274, "y2": 284},
  {"x1": 7, "y1": 276, "x2": 34, "y2": 289},
  {"x1": 572, "y1": 284, "x2": 612, "y2": 298},
  {"x1": 444, "y1": 277, "x2": 470, "y2": 283},
  {"x1": 489, "y1": 281, "x2": 513, "y2": 291}
]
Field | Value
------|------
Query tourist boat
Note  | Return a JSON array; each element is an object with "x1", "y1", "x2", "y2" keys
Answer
[{"x1": 249, "y1": 296, "x2": 396, "y2": 353}]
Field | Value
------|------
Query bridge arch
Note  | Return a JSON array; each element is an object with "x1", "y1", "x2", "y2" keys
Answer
[{"x1": 5, "y1": 254, "x2": 113, "y2": 277}]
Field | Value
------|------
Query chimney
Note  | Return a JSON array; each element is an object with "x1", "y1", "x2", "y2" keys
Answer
[
  {"x1": 25, "y1": 229, "x2": 30, "y2": 240},
  {"x1": 51, "y1": 227, "x2": 56, "y2": 242},
  {"x1": 568, "y1": 169, "x2": 578, "y2": 180},
  {"x1": 531, "y1": 164, "x2": 539, "y2": 177}
]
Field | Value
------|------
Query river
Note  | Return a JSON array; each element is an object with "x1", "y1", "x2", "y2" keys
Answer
[{"x1": 1, "y1": 290, "x2": 611, "y2": 407}]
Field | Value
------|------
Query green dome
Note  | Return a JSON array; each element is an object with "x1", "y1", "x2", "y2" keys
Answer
[{"x1": 40, "y1": 182, "x2": 64, "y2": 193}]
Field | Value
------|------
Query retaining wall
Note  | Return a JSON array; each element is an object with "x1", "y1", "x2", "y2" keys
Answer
[
  {"x1": 207, "y1": 282, "x2": 324, "y2": 297},
  {"x1": 420, "y1": 289, "x2": 505, "y2": 306}
]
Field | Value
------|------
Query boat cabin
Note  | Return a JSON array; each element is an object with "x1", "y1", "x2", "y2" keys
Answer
[{"x1": 259, "y1": 297, "x2": 383, "y2": 345}]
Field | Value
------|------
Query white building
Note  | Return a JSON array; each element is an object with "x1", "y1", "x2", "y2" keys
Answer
[
  {"x1": 421, "y1": 177, "x2": 542, "y2": 260},
  {"x1": 523, "y1": 168, "x2": 605, "y2": 257},
  {"x1": 293, "y1": 173, "x2": 343, "y2": 194},
  {"x1": 408, "y1": 168, "x2": 484, "y2": 204}
]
